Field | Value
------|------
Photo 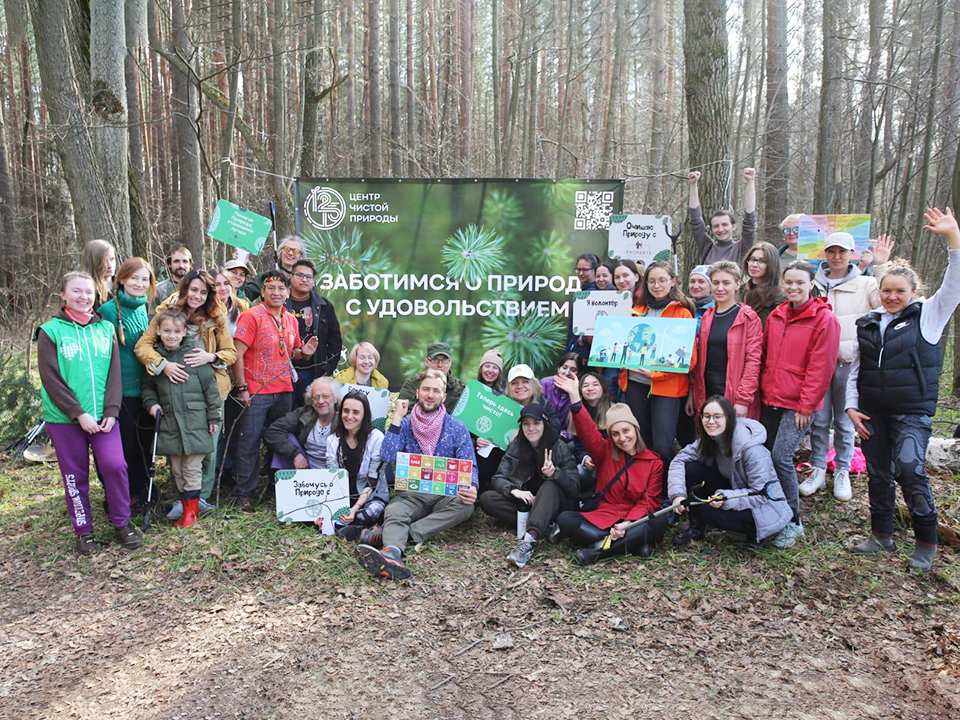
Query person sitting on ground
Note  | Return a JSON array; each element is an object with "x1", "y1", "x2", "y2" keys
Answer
[
  {"x1": 552, "y1": 373, "x2": 666, "y2": 565},
  {"x1": 141, "y1": 309, "x2": 222, "y2": 529},
  {"x1": 669, "y1": 395, "x2": 792, "y2": 547},
  {"x1": 354, "y1": 369, "x2": 478, "y2": 580},
  {"x1": 473, "y1": 348, "x2": 507, "y2": 493},
  {"x1": 540, "y1": 352, "x2": 580, "y2": 441},
  {"x1": 479, "y1": 403, "x2": 579, "y2": 569},
  {"x1": 567, "y1": 371, "x2": 613, "y2": 489},
  {"x1": 688, "y1": 167, "x2": 758, "y2": 265},
  {"x1": 264, "y1": 376, "x2": 341, "y2": 470},
  {"x1": 335, "y1": 341, "x2": 389, "y2": 388},
  {"x1": 398, "y1": 341, "x2": 466, "y2": 412},
  {"x1": 323, "y1": 390, "x2": 388, "y2": 542},
  {"x1": 504, "y1": 363, "x2": 561, "y2": 436}
]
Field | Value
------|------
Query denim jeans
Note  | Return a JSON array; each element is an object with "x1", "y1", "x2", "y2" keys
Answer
[
  {"x1": 761, "y1": 405, "x2": 809, "y2": 522},
  {"x1": 810, "y1": 362, "x2": 855, "y2": 471},
  {"x1": 235, "y1": 391, "x2": 293, "y2": 497}
]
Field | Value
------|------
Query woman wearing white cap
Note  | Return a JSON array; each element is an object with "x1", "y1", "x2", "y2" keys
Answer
[
  {"x1": 504, "y1": 364, "x2": 561, "y2": 436},
  {"x1": 802, "y1": 231, "x2": 893, "y2": 502}
]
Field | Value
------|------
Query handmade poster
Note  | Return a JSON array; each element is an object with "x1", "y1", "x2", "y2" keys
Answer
[
  {"x1": 452, "y1": 380, "x2": 521, "y2": 449},
  {"x1": 796, "y1": 214, "x2": 872, "y2": 260},
  {"x1": 588, "y1": 315, "x2": 697, "y2": 374},
  {"x1": 340, "y1": 383, "x2": 390, "y2": 432},
  {"x1": 607, "y1": 214, "x2": 674, "y2": 265},
  {"x1": 207, "y1": 199, "x2": 273, "y2": 255},
  {"x1": 570, "y1": 290, "x2": 633, "y2": 335},
  {"x1": 274, "y1": 468, "x2": 350, "y2": 531},
  {"x1": 394, "y1": 453, "x2": 474, "y2": 496}
]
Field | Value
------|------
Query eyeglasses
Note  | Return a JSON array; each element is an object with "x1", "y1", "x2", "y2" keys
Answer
[
  {"x1": 647, "y1": 277, "x2": 672, "y2": 286},
  {"x1": 747, "y1": 257, "x2": 767, "y2": 265},
  {"x1": 292, "y1": 272, "x2": 315, "y2": 281},
  {"x1": 280, "y1": 247, "x2": 302, "y2": 257},
  {"x1": 782, "y1": 227, "x2": 800, "y2": 235},
  {"x1": 701, "y1": 413, "x2": 724, "y2": 423},
  {"x1": 575, "y1": 267, "x2": 593, "y2": 274}
]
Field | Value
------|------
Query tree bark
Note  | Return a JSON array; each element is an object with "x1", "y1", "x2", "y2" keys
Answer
[
  {"x1": 458, "y1": 0, "x2": 473, "y2": 167},
  {"x1": 762, "y1": 0, "x2": 789, "y2": 241},
  {"x1": 389, "y1": 0, "x2": 403, "y2": 175},
  {"x1": 813, "y1": 0, "x2": 841, "y2": 213},
  {"x1": 300, "y1": 0, "x2": 324, "y2": 176},
  {"x1": 683, "y1": 0, "x2": 731, "y2": 216},
  {"x1": 124, "y1": 0, "x2": 149, "y2": 258},
  {"x1": 368, "y1": 0, "x2": 383, "y2": 176},
  {"x1": 406, "y1": 0, "x2": 416, "y2": 175},
  {"x1": 600, "y1": 0, "x2": 624, "y2": 178},
  {"x1": 854, "y1": 0, "x2": 884, "y2": 212}
]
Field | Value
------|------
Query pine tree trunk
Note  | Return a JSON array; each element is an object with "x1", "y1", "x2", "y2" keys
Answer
[
  {"x1": 125, "y1": 0, "x2": 149, "y2": 257},
  {"x1": 406, "y1": 0, "x2": 416, "y2": 174},
  {"x1": 762, "y1": 0, "x2": 790, "y2": 241},
  {"x1": 458, "y1": 0, "x2": 473, "y2": 167},
  {"x1": 389, "y1": 0, "x2": 403, "y2": 175},
  {"x1": 368, "y1": 0, "x2": 383, "y2": 176},
  {"x1": 813, "y1": 0, "x2": 841, "y2": 213},
  {"x1": 600, "y1": 0, "x2": 624, "y2": 178}
]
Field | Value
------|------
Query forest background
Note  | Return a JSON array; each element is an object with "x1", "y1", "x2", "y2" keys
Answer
[{"x1": 0, "y1": 0, "x2": 959, "y2": 420}]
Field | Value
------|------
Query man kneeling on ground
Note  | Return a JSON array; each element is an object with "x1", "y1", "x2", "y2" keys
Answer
[{"x1": 355, "y1": 369, "x2": 478, "y2": 579}]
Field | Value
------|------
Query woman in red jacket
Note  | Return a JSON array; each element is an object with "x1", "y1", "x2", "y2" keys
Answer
[
  {"x1": 760, "y1": 260, "x2": 840, "y2": 548},
  {"x1": 687, "y1": 260, "x2": 763, "y2": 420},
  {"x1": 620, "y1": 261, "x2": 697, "y2": 484},
  {"x1": 553, "y1": 374, "x2": 666, "y2": 564}
]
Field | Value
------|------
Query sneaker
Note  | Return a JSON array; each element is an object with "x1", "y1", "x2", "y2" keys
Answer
[
  {"x1": 545, "y1": 522, "x2": 562, "y2": 545},
  {"x1": 113, "y1": 523, "x2": 143, "y2": 550},
  {"x1": 335, "y1": 524, "x2": 362, "y2": 542},
  {"x1": 507, "y1": 535, "x2": 536, "y2": 569},
  {"x1": 772, "y1": 521, "x2": 804, "y2": 549},
  {"x1": 354, "y1": 544, "x2": 411, "y2": 580},
  {"x1": 359, "y1": 525, "x2": 383, "y2": 548},
  {"x1": 798, "y1": 468, "x2": 826, "y2": 497},
  {"x1": 76, "y1": 533, "x2": 96, "y2": 556},
  {"x1": 166, "y1": 500, "x2": 183, "y2": 521},
  {"x1": 198, "y1": 498, "x2": 217, "y2": 513},
  {"x1": 832, "y1": 469, "x2": 852, "y2": 502}
]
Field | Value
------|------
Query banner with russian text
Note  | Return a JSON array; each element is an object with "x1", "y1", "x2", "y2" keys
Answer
[{"x1": 294, "y1": 179, "x2": 624, "y2": 386}]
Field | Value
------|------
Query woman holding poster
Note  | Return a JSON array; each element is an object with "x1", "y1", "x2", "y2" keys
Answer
[
  {"x1": 620, "y1": 261, "x2": 697, "y2": 488},
  {"x1": 473, "y1": 349, "x2": 507, "y2": 492},
  {"x1": 759, "y1": 261, "x2": 840, "y2": 549},
  {"x1": 687, "y1": 261, "x2": 763, "y2": 421}
]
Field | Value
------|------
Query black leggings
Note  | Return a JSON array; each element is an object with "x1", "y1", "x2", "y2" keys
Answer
[{"x1": 556, "y1": 510, "x2": 670, "y2": 558}]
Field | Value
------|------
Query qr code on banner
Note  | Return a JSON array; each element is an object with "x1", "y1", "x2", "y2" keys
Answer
[{"x1": 574, "y1": 191, "x2": 614, "y2": 230}]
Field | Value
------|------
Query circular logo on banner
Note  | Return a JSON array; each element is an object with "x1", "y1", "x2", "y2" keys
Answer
[
  {"x1": 303, "y1": 186, "x2": 346, "y2": 230},
  {"x1": 476, "y1": 416, "x2": 493, "y2": 434}
]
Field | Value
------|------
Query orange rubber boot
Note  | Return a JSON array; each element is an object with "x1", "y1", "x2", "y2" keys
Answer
[{"x1": 175, "y1": 498, "x2": 199, "y2": 528}]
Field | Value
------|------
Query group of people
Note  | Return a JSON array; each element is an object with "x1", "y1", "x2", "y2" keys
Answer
[{"x1": 37, "y1": 189, "x2": 960, "y2": 576}]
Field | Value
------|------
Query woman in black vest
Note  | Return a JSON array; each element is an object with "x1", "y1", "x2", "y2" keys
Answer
[{"x1": 845, "y1": 207, "x2": 960, "y2": 572}]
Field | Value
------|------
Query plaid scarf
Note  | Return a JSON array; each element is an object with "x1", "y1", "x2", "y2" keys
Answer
[{"x1": 410, "y1": 402, "x2": 446, "y2": 456}]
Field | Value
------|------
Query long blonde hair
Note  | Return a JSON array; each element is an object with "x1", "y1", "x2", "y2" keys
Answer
[
  {"x1": 80, "y1": 239, "x2": 115, "y2": 306},
  {"x1": 112, "y1": 258, "x2": 156, "y2": 344}
]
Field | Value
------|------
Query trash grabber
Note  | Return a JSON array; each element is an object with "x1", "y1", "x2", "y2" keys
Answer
[{"x1": 143, "y1": 410, "x2": 163, "y2": 532}]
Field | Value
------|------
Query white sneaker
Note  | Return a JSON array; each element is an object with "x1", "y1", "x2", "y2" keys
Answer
[
  {"x1": 833, "y1": 469, "x2": 852, "y2": 502},
  {"x1": 798, "y1": 467, "x2": 827, "y2": 497},
  {"x1": 165, "y1": 500, "x2": 183, "y2": 521},
  {"x1": 772, "y1": 521, "x2": 805, "y2": 549}
]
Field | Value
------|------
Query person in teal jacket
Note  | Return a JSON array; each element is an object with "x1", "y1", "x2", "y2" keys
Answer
[
  {"x1": 37, "y1": 272, "x2": 143, "y2": 555},
  {"x1": 98, "y1": 257, "x2": 156, "y2": 510},
  {"x1": 141, "y1": 309, "x2": 222, "y2": 529}
]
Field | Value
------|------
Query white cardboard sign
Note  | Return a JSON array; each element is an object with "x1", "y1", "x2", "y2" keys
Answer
[
  {"x1": 607, "y1": 214, "x2": 673, "y2": 264},
  {"x1": 275, "y1": 468, "x2": 350, "y2": 530},
  {"x1": 571, "y1": 290, "x2": 633, "y2": 335}
]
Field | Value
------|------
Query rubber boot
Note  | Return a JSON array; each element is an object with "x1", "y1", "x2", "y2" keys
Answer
[
  {"x1": 907, "y1": 542, "x2": 937, "y2": 572},
  {"x1": 175, "y1": 498, "x2": 199, "y2": 529},
  {"x1": 577, "y1": 523, "x2": 653, "y2": 565}
]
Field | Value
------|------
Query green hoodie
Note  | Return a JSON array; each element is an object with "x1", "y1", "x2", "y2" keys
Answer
[{"x1": 38, "y1": 311, "x2": 119, "y2": 424}]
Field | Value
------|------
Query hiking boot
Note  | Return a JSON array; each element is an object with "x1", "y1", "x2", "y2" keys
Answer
[
  {"x1": 359, "y1": 525, "x2": 383, "y2": 548},
  {"x1": 798, "y1": 467, "x2": 827, "y2": 497},
  {"x1": 335, "y1": 523, "x2": 362, "y2": 542},
  {"x1": 234, "y1": 495, "x2": 254, "y2": 512},
  {"x1": 907, "y1": 542, "x2": 937, "y2": 572},
  {"x1": 832, "y1": 469, "x2": 852, "y2": 502},
  {"x1": 545, "y1": 522, "x2": 562, "y2": 545},
  {"x1": 175, "y1": 498, "x2": 199, "y2": 529},
  {"x1": 76, "y1": 533, "x2": 96, "y2": 556},
  {"x1": 113, "y1": 523, "x2": 143, "y2": 550},
  {"x1": 354, "y1": 544, "x2": 411, "y2": 580},
  {"x1": 507, "y1": 534, "x2": 536, "y2": 569},
  {"x1": 772, "y1": 521, "x2": 804, "y2": 549},
  {"x1": 166, "y1": 500, "x2": 183, "y2": 521},
  {"x1": 852, "y1": 534, "x2": 895, "y2": 554}
]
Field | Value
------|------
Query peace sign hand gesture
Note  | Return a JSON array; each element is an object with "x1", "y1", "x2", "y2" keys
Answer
[{"x1": 541, "y1": 449, "x2": 556, "y2": 478}]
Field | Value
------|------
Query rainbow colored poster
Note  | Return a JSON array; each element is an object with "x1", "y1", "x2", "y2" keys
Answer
[
  {"x1": 394, "y1": 453, "x2": 474, "y2": 496},
  {"x1": 796, "y1": 214, "x2": 871, "y2": 260}
]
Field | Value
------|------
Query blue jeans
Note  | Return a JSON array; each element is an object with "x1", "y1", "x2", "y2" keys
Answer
[
  {"x1": 810, "y1": 363, "x2": 855, "y2": 471},
  {"x1": 761, "y1": 405, "x2": 808, "y2": 523},
  {"x1": 235, "y1": 392, "x2": 293, "y2": 497}
]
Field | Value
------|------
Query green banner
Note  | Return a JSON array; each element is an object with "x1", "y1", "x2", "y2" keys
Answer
[
  {"x1": 294, "y1": 179, "x2": 624, "y2": 386},
  {"x1": 207, "y1": 199, "x2": 273, "y2": 255},
  {"x1": 452, "y1": 379, "x2": 522, "y2": 449}
]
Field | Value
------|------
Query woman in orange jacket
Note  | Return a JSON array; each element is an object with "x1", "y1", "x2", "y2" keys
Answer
[{"x1": 620, "y1": 261, "x2": 697, "y2": 487}]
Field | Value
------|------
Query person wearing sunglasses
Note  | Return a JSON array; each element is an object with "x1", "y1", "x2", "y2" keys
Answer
[
  {"x1": 777, "y1": 214, "x2": 803, "y2": 273},
  {"x1": 276, "y1": 236, "x2": 305, "y2": 273},
  {"x1": 231, "y1": 270, "x2": 318, "y2": 510},
  {"x1": 285, "y1": 258, "x2": 342, "y2": 408}
]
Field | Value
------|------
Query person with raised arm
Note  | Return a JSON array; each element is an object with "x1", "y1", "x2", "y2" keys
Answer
[
  {"x1": 846, "y1": 207, "x2": 960, "y2": 572},
  {"x1": 687, "y1": 167, "x2": 757, "y2": 265}
]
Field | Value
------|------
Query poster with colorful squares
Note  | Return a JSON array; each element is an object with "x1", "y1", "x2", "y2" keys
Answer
[{"x1": 394, "y1": 453, "x2": 474, "y2": 496}]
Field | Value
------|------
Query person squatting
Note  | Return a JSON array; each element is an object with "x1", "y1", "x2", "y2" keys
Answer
[{"x1": 40, "y1": 208, "x2": 960, "y2": 576}]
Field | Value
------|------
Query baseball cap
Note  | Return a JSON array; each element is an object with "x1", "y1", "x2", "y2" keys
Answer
[
  {"x1": 426, "y1": 341, "x2": 453, "y2": 360},
  {"x1": 824, "y1": 232, "x2": 855, "y2": 251},
  {"x1": 507, "y1": 364, "x2": 536, "y2": 383},
  {"x1": 518, "y1": 403, "x2": 547, "y2": 422},
  {"x1": 224, "y1": 259, "x2": 254, "y2": 276}
]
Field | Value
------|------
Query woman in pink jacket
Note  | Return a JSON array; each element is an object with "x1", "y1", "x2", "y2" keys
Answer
[
  {"x1": 760, "y1": 260, "x2": 840, "y2": 548},
  {"x1": 686, "y1": 260, "x2": 763, "y2": 421}
]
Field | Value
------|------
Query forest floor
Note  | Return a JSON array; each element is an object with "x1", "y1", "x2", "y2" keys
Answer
[{"x1": 1, "y1": 461, "x2": 960, "y2": 720}]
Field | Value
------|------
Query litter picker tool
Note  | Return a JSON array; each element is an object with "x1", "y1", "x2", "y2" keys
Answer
[{"x1": 143, "y1": 410, "x2": 163, "y2": 531}]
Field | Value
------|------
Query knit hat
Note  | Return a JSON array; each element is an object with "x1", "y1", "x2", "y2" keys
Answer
[
  {"x1": 689, "y1": 265, "x2": 712, "y2": 282},
  {"x1": 604, "y1": 403, "x2": 643, "y2": 457},
  {"x1": 507, "y1": 364, "x2": 536, "y2": 383},
  {"x1": 479, "y1": 348, "x2": 504, "y2": 373}
]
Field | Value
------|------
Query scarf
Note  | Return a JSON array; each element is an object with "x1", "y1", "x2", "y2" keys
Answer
[
  {"x1": 695, "y1": 296, "x2": 713, "y2": 310},
  {"x1": 64, "y1": 307, "x2": 93, "y2": 325},
  {"x1": 646, "y1": 296, "x2": 672, "y2": 310},
  {"x1": 411, "y1": 401, "x2": 446, "y2": 456}
]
